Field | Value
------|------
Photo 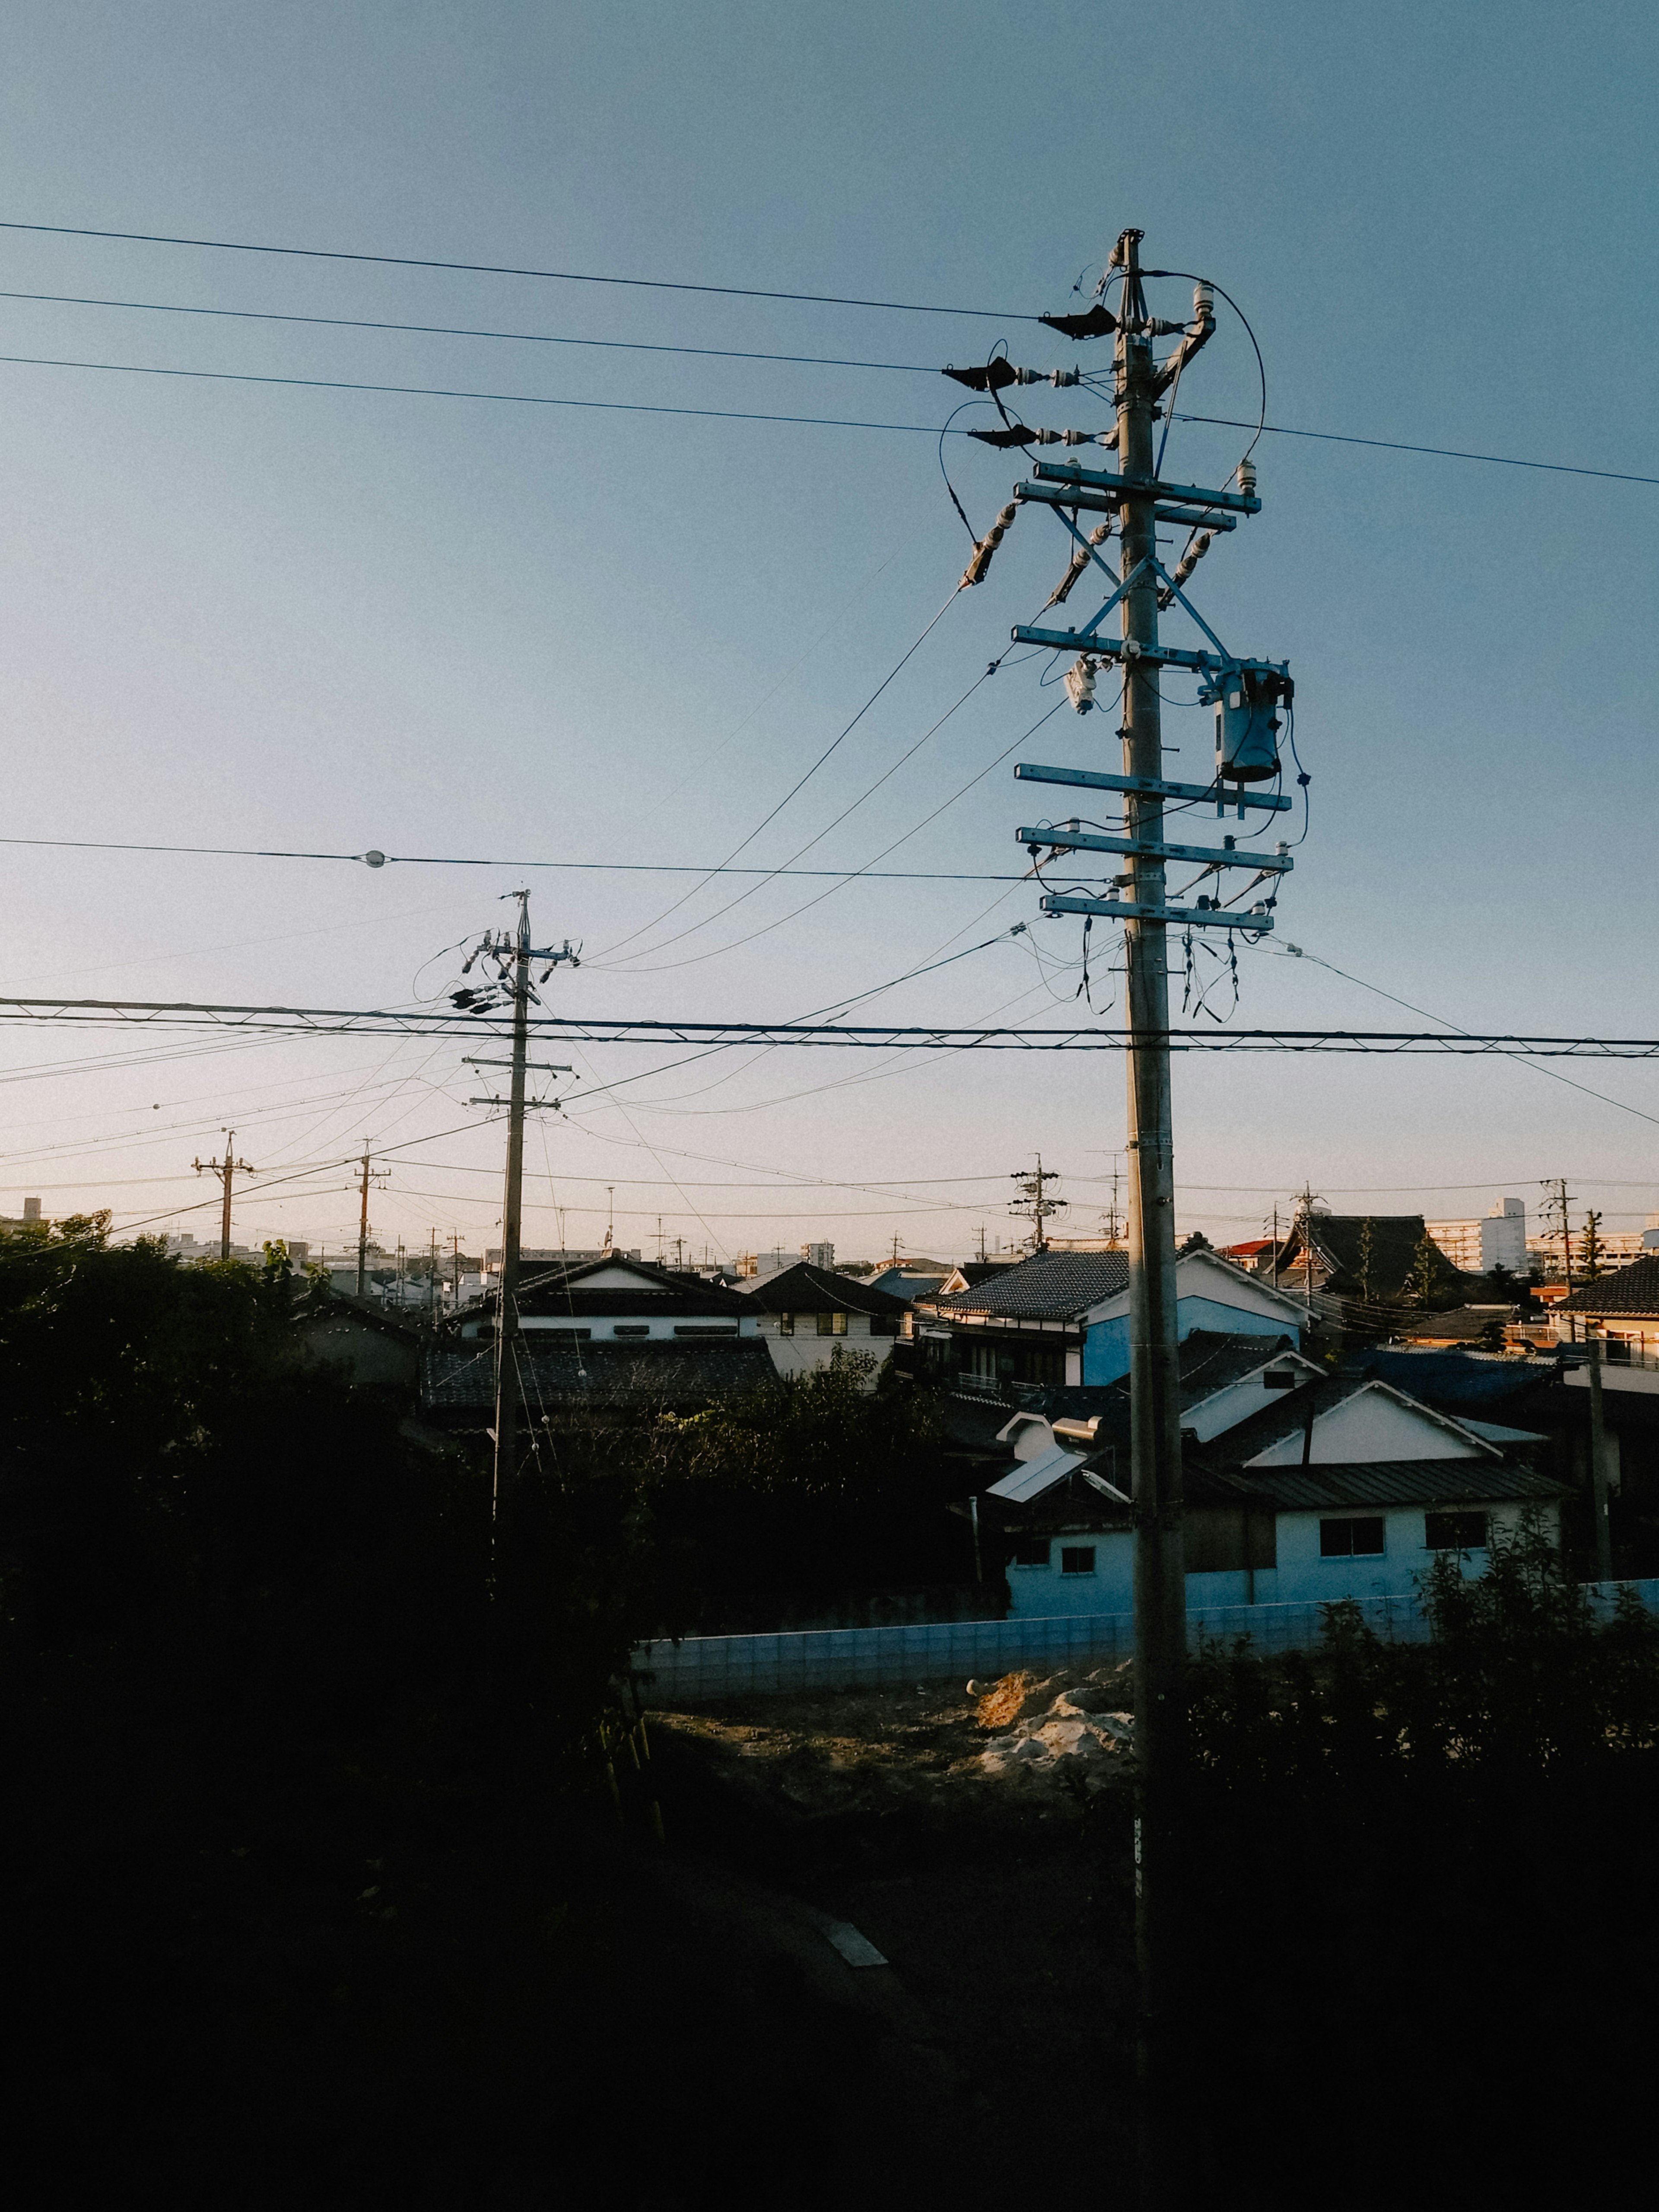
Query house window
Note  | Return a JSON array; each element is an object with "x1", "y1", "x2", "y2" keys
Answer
[
  {"x1": 1604, "y1": 1334, "x2": 1634, "y2": 1364},
  {"x1": 535, "y1": 1327, "x2": 590, "y2": 1343},
  {"x1": 778, "y1": 1312, "x2": 794, "y2": 1337},
  {"x1": 613, "y1": 1325, "x2": 649, "y2": 1338},
  {"x1": 1320, "y1": 1516, "x2": 1386, "y2": 1558},
  {"x1": 674, "y1": 1324, "x2": 738, "y2": 1337},
  {"x1": 1425, "y1": 1510, "x2": 1488, "y2": 1551},
  {"x1": 869, "y1": 1316, "x2": 899, "y2": 1338},
  {"x1": 1263, "y1": 1369, "x2": 1298, "y2": 1390},
  {"x1": 1061, "y1": 1547, "x2": 1097, "y2": 1576},
  {"x1": 1010, "y1": 1538, "x2": 1051, "y2": 1567},
  {"x1": 816, "y1": 1309, "x2": 848, "y2": 1337}
]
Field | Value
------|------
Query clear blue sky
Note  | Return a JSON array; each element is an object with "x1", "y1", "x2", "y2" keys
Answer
[{"x1": 1, "y1": 0, "x2": 1655, "y2": 1263}]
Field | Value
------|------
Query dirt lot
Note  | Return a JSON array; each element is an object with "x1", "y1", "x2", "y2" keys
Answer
[{"x1": 629, "y1": 1668, "x2": 1141, "y2": 2210}]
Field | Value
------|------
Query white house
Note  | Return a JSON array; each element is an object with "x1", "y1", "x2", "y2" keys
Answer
[
  {"x1": 737, "y1": 1259, "x2": 910, "y2": 1380},
  {"x1": 977, "y1": 1363, "x2": 1563, "y2": 1617}
]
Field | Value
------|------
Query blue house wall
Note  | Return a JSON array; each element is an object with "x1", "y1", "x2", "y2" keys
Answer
[
  {"x1": 1082, "y1": 1294, "x2": 1296, "y2": 1387},
  {"x1": 1004, "y1": 1502, "x2": 1559, "y2": 1618}
]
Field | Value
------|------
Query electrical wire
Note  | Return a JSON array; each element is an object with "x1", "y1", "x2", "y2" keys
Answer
[
  {"x1": 0, "y1": 350, "x2": 957, "y2": 432},
  {"x1": 591, "y1": 586, "x2": 965, "y2": 960},
  {"x1": 0, "y1": 219, "x2": 1040, "y2": 321},
  {"x1": 1171, "y1": 412, "x2": 1659, "y2": 490},
  {"x1": 0, "y1": 286, "x2": 945, "y2": 372}
]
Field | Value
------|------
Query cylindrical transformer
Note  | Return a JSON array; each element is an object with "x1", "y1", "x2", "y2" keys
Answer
[{"x1": 1214, "y1": 666, "x2": 1285, "y2": 782}]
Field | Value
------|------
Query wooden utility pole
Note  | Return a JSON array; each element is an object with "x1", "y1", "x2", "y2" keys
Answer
[
  {"x1": 460, "y1": 894, "x2": 577, "y2": 1535},
  {"x1": 193, "y1": 1131, "x2": 253, "y2": 1261},
  {"x1": 353, "y1": 1146, "x2": 388, "y2": 1296}
]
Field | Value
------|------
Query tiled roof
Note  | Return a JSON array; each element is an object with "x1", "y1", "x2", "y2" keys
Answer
[
  {"x1": 1555, "y1": 1255, "x2": 1659, "y2": 1315},
  {"x1": 926, "y1": 1249, "x2": 1130, "y2": 1321},
  {"x1": 1358, "y1": 1348, "x2": 1556, "y2": 1412},
  {"x1": 1278, "y1": 1213, "x2": 1474, "y2": 1300},
  {"x1": 739, "y1": 1261, "x2": 911, "y2": 1317},
  {"x1": 421, "y1": 1337, "x2": 775, "y2": 1413}
]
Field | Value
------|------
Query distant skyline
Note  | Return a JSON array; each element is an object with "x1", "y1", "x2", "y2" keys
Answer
[{"x1": 2, "y1": 1, "x2": 1656, "y2": 1263}]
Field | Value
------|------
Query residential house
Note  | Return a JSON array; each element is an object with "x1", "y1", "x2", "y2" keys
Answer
[
  {"x1": 914, "y1": 1246, "x2": 1308, "y2": 1393},
  {"x1": 1552, "y1": 1256, "x2": 1659, "y2": 1357},
  {"x1": 738, "y1": 1260, "x2": 910, "y2": 1379},
  {"x1": 298, "y1": 1288, "x2": 423, "y2": 1390},
  {"x1": 420, "y1": 1255, "x2": 773, "y2": 1425},
  {"x1": 974, "y1": 1361, "x2": 1563, "y2": 1617}
]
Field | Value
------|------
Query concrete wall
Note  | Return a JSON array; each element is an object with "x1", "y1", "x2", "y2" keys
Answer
[
  {"x1": 633, "y1": 1572, "x2": 1653, "y2": 1705},
  {"x1": 1083, "y1": 1294, "x2": 1294, "y2": 1386}
]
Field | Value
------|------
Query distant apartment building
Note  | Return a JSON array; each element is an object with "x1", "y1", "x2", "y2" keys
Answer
[
  {"x1": 1425, "y1": 1197, "x2": 1528, "y2": 1277},
  {"x1": 1528, "y1": 1215, "x2": 1659, "y2": 1274},
  {"x1": 736, "y1": 1241, "x2": 834, "y2": 1279}
]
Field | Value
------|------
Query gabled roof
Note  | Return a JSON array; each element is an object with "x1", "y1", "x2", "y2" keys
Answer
[
  {"x1": 1555, "y1": 1255, "x2": 1659, "y2": 1316},
  {"x1": 300, "y1": 1287, "x2": 424, "y2": 1344},
  {"x1": 1042, "y1": 1332, "x2": 1310, "y2": 1441},
  {"x1": 1189, "y1": 1373, "x2": 1504, "y2": 1469},
  {"x1": 458, "y1": 1255, "x2": 752, "y2": 1325},
  {"x1": 1357, "y1": 1348, "x2": 1555, "y2": 1413},
  {"x1": 868, "y1": 1264, "x2": 953, "y2": 1300},
  {"x1": 925, "y1": 1249, "x2": 1130, "y2": 1321},
  {"x1": 739, "y1": 1261, "x2": 910, "y2": 1317}
]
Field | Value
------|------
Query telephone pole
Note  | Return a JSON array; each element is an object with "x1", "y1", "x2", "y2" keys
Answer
[
  {"x1": 193, "y1": 1131, "x2": 254, "y2": 1261},
  {"x1": 991, "y1": 226, "x2": 1288, "y2": 2207},
  {"x1": 461, "y1": 892, "x2": 578, "y2": 1532},
  {"x1": 1009, "y1": 1152, "x2": 1068, "y2": 1250},
  {"x1": 353, "y1": 1147, "x2": 388, "y2": 1296}
]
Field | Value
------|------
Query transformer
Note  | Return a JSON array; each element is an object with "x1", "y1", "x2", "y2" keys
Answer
[{"x1": 1207, "y1": 661, "x2": 1291, "y2": 783}]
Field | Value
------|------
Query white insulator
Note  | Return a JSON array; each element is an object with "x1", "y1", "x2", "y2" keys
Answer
[
  {"x1": 1236, "y1": 457, "x2": 1257, "y2": 498},
  {"x1": 1192, "y1": 282, "x2": 1214, "y2": 321}
]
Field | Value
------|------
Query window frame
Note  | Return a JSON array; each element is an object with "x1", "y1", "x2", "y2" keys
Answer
[
  {"x1": 1319, "y1": 1515, "x2": 1386, "y2": 1559},
  {"x1": 1009, "y1": 1538, "x2": 1052, "y2": 1569},
  {"x1": 1060, "y1": 1546, "x2": 1098, "y2": 1577},
  {"x1": 1424, "y1": 1510, "x2": 1489, "y2": 1552},
  {"x1": 778, "y1": 1311, "x2": 794, "y2": 1337}
]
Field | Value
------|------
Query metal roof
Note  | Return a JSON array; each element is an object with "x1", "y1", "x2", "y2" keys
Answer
[{"x1": 1193, "y1": 1456, "x2": 1568, "y2": 1511}]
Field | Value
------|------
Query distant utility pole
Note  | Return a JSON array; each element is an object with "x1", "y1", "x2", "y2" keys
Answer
[
  {"x1": 1268, "y1": 1202, "x2": 1282, "y2": 1286},
  {"x1": 1104, "y1": 1163, "x2": 1125, "y2": 1249},
  {"x1": 353, "y1": 1146, "x2": 389, "y2": 1296},
  {"x1": 461, "y1": 892, "x2": 578, "y2": 1533},
  {"x1": 1541, "y1": 1177, "x2": 1576, "y2": 1293},
  {"x1": 604, "y1": 1186, "x2": 615, "y2": 1252},
  {"x1": 1296, "y1": 1183, "x2": 1323, "y2": 1306},
  {"x1": 451, "y1": 1230, "x2": 462, "y2": 1313},
  {"x1": 1009, "y1": 1152, "x2": 1068, "y2": 1250},
  {"x1": 193, "y1": 1131, "x2": 254, "y2": 1261}
]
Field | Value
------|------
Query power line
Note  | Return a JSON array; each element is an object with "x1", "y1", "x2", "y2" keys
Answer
[
  {"x1": 5, "y1": 992, "x2": 1659, "y2": 1055},
  {"x1": 0, "y1": 832, "x2": 1035, "y2": 881},
  {"x1": 0, "y1": 286, "x2": 944, "y2": 372},
  {"x1": 0, "y1": 218, "x2": 1039, "y2": 320},
  {"x1": 0, "y1": 346, "x2": 1652, "y2": 492},
  {"x1": 1172, "y1": 411, "x2": 1659, "y2": 491},
  {"x1": 0, "y1": 350, "x2": 948, "y2": 432}
]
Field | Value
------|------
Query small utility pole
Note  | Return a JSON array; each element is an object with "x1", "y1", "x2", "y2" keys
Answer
[
  {"x1": 1541, "y1": 1177, "x2": 1576, "y2": 1294},
  {"x1": 193, "y1": 1131, "x2": 254, "y2": 1261},
  {"x1": 1009, "y1": 1152, "x2": 1068, "y2": 1251},
  {"x1": 1268, "y1": 1203, "x2": 1281, "y2": 1286},
  {"x1": 461, "y1": 893, "x2": 578, "y2": 1532},
  {"x1": 353, "y1": 1147, "x2": 388, "y2": 1296},
  {"x1": 451, "y1": 1230, "x2": 461, "y2": 1312},
  {"x1": 1586, "y1": 1325, "x2": 1614, "y2": 1582}
]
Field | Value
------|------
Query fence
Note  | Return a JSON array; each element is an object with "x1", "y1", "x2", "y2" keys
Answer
[{"x1": 631, "y1": 1578, "x2": 1659, "y2": 1705}]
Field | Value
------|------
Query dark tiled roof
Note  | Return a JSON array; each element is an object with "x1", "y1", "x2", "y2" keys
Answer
[
  {"x1": 926, "y1": 1249, "x2": 1130, "y2": 1321},
  {"x1": 1398, "y1": 1305, "x2": 1516, "y2": 1342},
  {"x1": 1555, "y1": 1255, "x2": 1659, "y2": 1315},
  {"x1": 1358, "y1": 1349, "x2": 1554, "y2": 1411},
  {"x1": 1278, "y1": 1213, "x2": 1472, "y2": 1300},
  {"x1": 739, "y1": 1261, "x2": 911, "y2": 1317},
  {"x1": 1191, "y1": 1456, "x2": 1567, "y2": 1511},
  {"x1": 454, "y1": 1257, "x2": 752, "y2": 1325},
  {"x1": 421, "y1": 1337, "x2": 775, "y2": 1414}
]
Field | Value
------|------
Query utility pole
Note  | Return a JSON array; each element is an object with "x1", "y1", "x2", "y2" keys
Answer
[
  {"x1": 1586, "y1": 1322, "x2": 1614, "y2": 1582},
  {"x1": 992, "y1": 226, "x2": 1286, "y2": 2209},
  {"x1": 604, "y1": 1187, "x2": 615, "y2": 1252},
  {"x1": 1268, "y1": 1202, "x2": 1281, "y2": 1286},
  {"x1": 461, "y1": 893, "x2": 578, "y2": 1534},
  {"x1": 353, "y1": 1147, "x2": 388, "y2": 1296},
  {"x1": 1009, "y1": 1152, "x2": 1068, "y2": 1251},
  {"x1": 451, "y1": 1230, "x2": 462, "y2": 1312},
  {"x1": 1541, "y1": 1177, "x2": 1576, "y2": 1294},
  {"x1": 193, "y1": 1131, "x2": 254, "y2": 1261}
]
